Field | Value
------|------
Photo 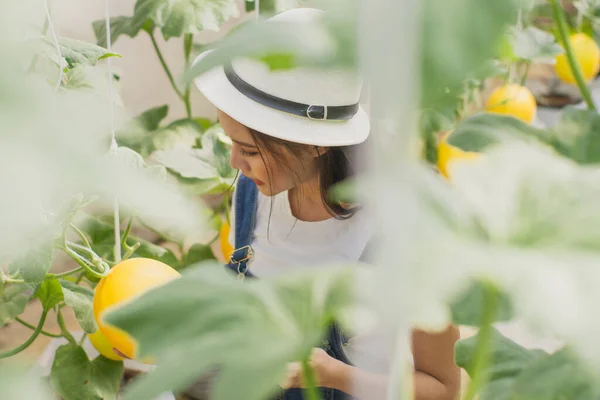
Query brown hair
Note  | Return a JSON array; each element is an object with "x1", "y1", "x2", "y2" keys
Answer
[{"x1": 248, "y1": 128, "x2": 361, "y2": 220}]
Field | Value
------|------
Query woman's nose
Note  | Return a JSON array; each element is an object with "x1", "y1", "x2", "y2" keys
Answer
[{"x1": 230, "y1": 145, "x2": 244, "y2": 171}]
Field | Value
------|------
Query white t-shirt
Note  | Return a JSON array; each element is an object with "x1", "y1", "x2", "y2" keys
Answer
[{"x1": 229, "y1": 187, "x2": 373, "y2": 278}]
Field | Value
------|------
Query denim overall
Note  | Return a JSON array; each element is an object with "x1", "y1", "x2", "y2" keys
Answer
[{"x1": 225, "y1": 175, "x2": 357, "y2": 400}]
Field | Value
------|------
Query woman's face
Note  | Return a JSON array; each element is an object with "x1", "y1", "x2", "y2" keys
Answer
[{"x1": 218, "y1": 110, "x2": 318, "y2": 196}]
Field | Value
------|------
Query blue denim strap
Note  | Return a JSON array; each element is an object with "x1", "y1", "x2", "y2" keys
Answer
[{"x1": 225, "y1": 175, "x2": 258, "y2": 278}]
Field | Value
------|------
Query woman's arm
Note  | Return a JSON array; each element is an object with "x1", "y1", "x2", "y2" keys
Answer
[
  {"x1": 283, "y1": 325, "x2": 461, "y2": 400},
  {"x1": 411, "y1": 325, "x2": 461, "y2": 400}
]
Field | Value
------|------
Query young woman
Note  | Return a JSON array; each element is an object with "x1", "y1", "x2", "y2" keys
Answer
[{"x1": 193, "y1": 8, "x2": 460, "y2": 400}]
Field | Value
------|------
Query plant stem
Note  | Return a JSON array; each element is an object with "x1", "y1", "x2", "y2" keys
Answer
[
  {"x1": 4, "y1": 276, "x2": 24, "y2": 284},
  {"x1": 0, "y1": 310, "x2": 49, "y2": 358},
  {"x1": 463, "y1": 282, "x2": 498, "y2": 400},
  {"x1": 15, "y1": 316, "x2": 62, "y2": 338},
  {"x1": 208, "y1": 233, "x2": 220, "y2": 246},
  {"x1": 223, "y1": 196, "x2": 232, "y2": 225},
  {"x1": 520, "y1": 62, "x2": 531, "y2": 86},
  {"x1": 301, "y1": 359, "x2": 322, "y2": 400},
  {"x1": 122, "y1": 242, "x2": 140, "y2": 261},
  {"x1": 550, "y1": 0, "x2": 597, "y2": 110},
  {"x1": 46, "y1": 266, "x2": 83, "y2": 279},
  {"x1": 63, "y1": 244, "x2": 109, "y2": 279},
  {"x1": 70, "y1": 223, "x2": 91, "y2": 249},
  {"x1": 121, "y1": 214, "x2": 134, "y2": 249},
  {"x1": 28, "y1": 1, "x2": 52, "y2": 72},
  {"x1": 183, "y1": 33, "x2": 194, "y2": 119},
  {"x1": 148, "y1": 31, "x2": 185, "y2": 101},
  {"x1": 57, "y1": 308, "x2": 76, "y2": 345},
  {"x1": 79, "y1": 332, "x2": 88, "y2": 346}
]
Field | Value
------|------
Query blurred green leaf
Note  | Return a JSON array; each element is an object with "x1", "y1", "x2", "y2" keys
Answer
[
  {"x1": 38, "y1": 37, "x2": 120, "y2": 69},
  {"x1": 35, "y1": 279, "x2": 64, "y2": 311},
  {"x1": 62, "y1": 66, "x2": 121, "y2": 104},
  {"x1": 510, "y1": 26, "x2": 564, "y2": 63},
  {"x1": 450, "y1": 280, "x2": 514, "y2": 326},
  {"x1": 458, "y1": 330, "x2": 599, "y2": 400},
  {"x1": 116, "y1": 105, "x2": 169, "y2": 157},
  {"x1": 107, "y1": 263, "x2": 354, "y2": 400},
  {"x1": 449, "y1": 108, "x2": 600, "y2": 165},
  {"x1": 182, "y1": 243, "x2": 216, "y2": 268},
  {"x1": 194, "y1": 117, "x2": 215, "y2": 131},
  {"x1": 455, "y1": 327, "x2": 547, "y2": 383},
  {"x1": 92, "y1": 16, "x2": 152, "y2": 48},
  {"x1": 450, "y1": 142, "x2": 600, "y2": 250},
  {"x1": 60, "y1": 280, "x2": 97, "y2": 334},
  {"x1": 509, "y1": 348, "x2": 600, "y2": 399},
  {"x1": 152, "y1": 119, "x2": 205, "y2": 152},
  {"x1": 81, "y1": 215, "x2": 180, "y2": 268},
  {"x1": 113, "y1": 146, "x2": 167, "y2": 182},
  {"x1": 133, "y1": 241, "x2": 180, "y2": 269},
  {"x1": 183, "y1": 17, "x2": 336, "y2": 83},
  {"x1": 131, "y1": 0, "x2": 239, "y2": 40},
  {"x1": 57, "y1": 37, "x2": 121, "y2": 67},
  {"x1": 546, "y1": 107, "x2": 600, "y2": 165},
  {"x1": 0, "y1": 364, "x2": 53, "y2": 400},
  {"x1": 50, "y1": 343, "x2": 124, "y2": 400},
  {"x1": 9, "y1": 242, "x2": 54, "y2": 284},
  {"x1": 152, "y1": 124, "x2": 234, "y2": 181},
  {"x1": 420, "y1": 106, "x2": 457, "y2": 163},
  {"x1": 421, "y1": 0, "x2": 520, "y2": 108},
  {"x1": 448, "y1": 112, "x2": 546, "y2": 152},
  {"x1": 0, "y1": 284, "x2": 32, "y2": 327}
]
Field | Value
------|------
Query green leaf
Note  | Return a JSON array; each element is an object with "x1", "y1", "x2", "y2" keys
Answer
[
  {"x1": 9, "y1": 242, "x2": 54, "y2": 284},
  {"x1": 455, "y1": 327, "x2": 547, "y2": 382},
  {"x1": 62, "y1": 66, "x2": 121, "y2": 103},
  {"x1": 106, "y1": 263, "x2": 354, "y2": 400},
  {"x1": 151, "y1": 118, "x2": 204, "y2": 151},
  {"x1": 545, "y1": 107, "x2": 600, "y2": 165},
  {"x1": 510, "y1": 348, "x2": 600, "y2": 399},
  {"x1": 50, "y1": 343, "x2": 124, "y2": 400},
  {"x1": 131, "y1": 241, "x2": 180, "y2": 269},
  {"x1": 183, "y1": 17, "x2": 336, "y2": 83},
  {"x1": 447, "y1": 112, "x2": 547, "y2": 152},
  {"x1": 133, "y1": 0, "x2": 240, "y2": 40},
  {"x1": 479, "y1": 378, "x2": 517, "y2": 400},
  {"x1": 0, "y1": 284, "x2": 32, "y2": 327},
  {"x1": 92, "y1": 16, "x2": 151, "y2": 48},
  {"x1": 152, "y1": 124, "x2": 234, "y2": 181},
  {"x1": 420, "y1": 0, "x2": 520, "y2": 108},
  {"x1": 510, "y1": 26, "x2": 564, "y2": 64},
  {"x1": 245, "y1": 0, "x2": 255, "y2": 12},
  {"x1": 113, "y1": 146, "x2": 167, "y2": 182},
  {"x1": 448, "y1": 108, "x2": 600, "y2": 166},
  {"x1": 0, "y1": 364, "x2": 54, "y2": 400},
  {"x1": 115, "y1": 105, "x2": 169, "y2": 157},
  {"x1": 450, "y1": 280, "x2": 514, "y2": 326},
  {"x1": 60, "y1": 280, "x2": 97, "y2": 334},
  {"x1": 194, "y1": 117, "x2": 214, "y2": 131},
  {"x1": 449, "y1": 142, "x2": 600, "y2": 251},
  {"x1": 35, "y1": 279, "x2": 64, "y2": 311},
  {"x1": 135, "y1": 105, "x2": 170, "y2": 132},
  {"x1": 56, "y1": 37, "x2": 121, "y2": 67},
  {"x1": 182, "y1": 243, "x2": 216, "y2": 268},
  {"x1": 420, "y1": 107, "x2": 457, "y2": 163},
  {"x1": 81, "y1": 215, "x2": 180, "y2": 268}
]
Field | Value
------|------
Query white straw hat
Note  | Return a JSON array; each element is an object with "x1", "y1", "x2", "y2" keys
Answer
[{"x1": 192, "y1": 8, "x2": 370, "y2": 147}]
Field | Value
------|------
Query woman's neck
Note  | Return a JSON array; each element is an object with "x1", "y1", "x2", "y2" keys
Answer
[{"x1": 288, "y1": 176, "x2": 332, "y2": 222}]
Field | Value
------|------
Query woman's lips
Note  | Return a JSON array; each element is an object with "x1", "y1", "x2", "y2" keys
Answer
[{"x1": 252, "y1": 178, "x2": 265, "y2": 186}]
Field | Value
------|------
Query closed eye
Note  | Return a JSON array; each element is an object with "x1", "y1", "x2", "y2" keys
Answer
[{"x1": 240, "y1": 148, "x2": 259, "y2": 157}]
